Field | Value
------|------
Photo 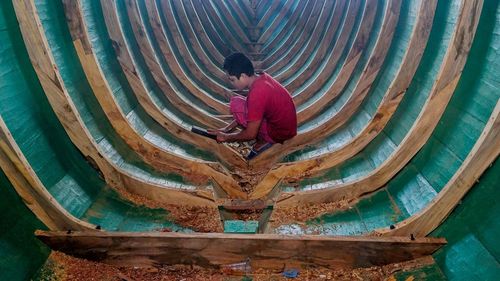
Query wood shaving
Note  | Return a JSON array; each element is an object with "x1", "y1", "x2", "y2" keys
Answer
[
  {"x1": 270, "y1": 199, "x2": 356, "y2": 227},
  {"x1": 109, "y1": 187, "x2": 222, "y2": 233},
  {"x1": 41, "y1": 251, "x2": 433, "y2": 281}
]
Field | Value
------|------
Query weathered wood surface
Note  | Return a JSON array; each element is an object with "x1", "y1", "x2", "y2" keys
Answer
[
  {"x1": 13, "y1": 0, "x2": 226, "y2": 206},
  {"x1": 281, "y1": 0, "x2": 347, "y2": 93},
  {"x1": 295, "y1": 0, "x2": 384, "y2": 123},
  {"x1": 36, "y1": 230, "x2": 446, "y2": 270},
  {"x1": 271, "y1": 0, "x2": 338, "y2": 84},
  {"x1": 102, "y1": 0, "x2": 227, "y2": 129},
  {"x1": 282, "y1": 0, "x2": 361, "y2": 99},
  {"x1": 263, "y1": 0, "x2": 326, "y2": 76},
  {"x1": 0, "y1": 117, "x2": 94, "y2": 231},
  {"x1": 142, "y1": 0, "x2": 230, "y2": 115},
  {"x1": 159, "y1": 0, "x2": 229, "y2": 96},
  {"x1": 259, "y1": 0, "x2": 316, "y2": 69},
  {"x1": 253, "y1": 0, "x2": 437, "y2": 200},
  {"x1": 123, "y1": 0, "x2": 246, "y2": 168},
  {"x1": 376, "y1": 100, "x2": 500, "y2": 237},
  {"x1": 274, "y1": 0, "x2": 483, "y2": 204},
  {"x1": 248, "y1": 0, "x2": 392, "y2": 170}
]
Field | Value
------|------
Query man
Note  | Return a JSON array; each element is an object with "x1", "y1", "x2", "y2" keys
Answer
[{"x1": 212, "y1": 53, "x2": 297, "y2": 160}]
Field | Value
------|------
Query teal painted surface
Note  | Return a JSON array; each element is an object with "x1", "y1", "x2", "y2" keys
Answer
[
  {"x1": 276, "y1": 0, "x2": 499, "y2": 236},
  {"x1": 0, "y1": 0, "x2": 194, "y2": 233},
  {"x1": 80, "y1": 0, "x2": 216, "y2": 162},
  {"x1": 393, "y1": 264, "x2": 447, "y2": 281},
  {"x1": 224, "y1": 220, "x2": 259, "y2": 234},
  {"x1": 432, "y1": 159, "x2": 500, "y2": 281},
  {"x1": 34, "y1": 0, "x2": 209, "y2": 189},
  {"x1": 0, "y1": 170, "x2": 50, "y2": 281},
  {"x1": 128, "y1": 0, "x2": 221, "y2": 117},
  {"x1": 153, "y1": 0, "x2": 227, "y2": 105},
  {"x1": 169, "y1": 0, "x2": 228, "y2": 87},
  {"x1": 288, "y1": 0, "x2": 459, "y2": 186}
]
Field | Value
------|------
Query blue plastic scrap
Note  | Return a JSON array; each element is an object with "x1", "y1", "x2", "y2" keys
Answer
[{"x1": 282, "y1": 268, "x2": 299, "y2": 278}]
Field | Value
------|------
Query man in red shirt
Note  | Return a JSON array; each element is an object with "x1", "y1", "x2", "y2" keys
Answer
[{"x1": 213, "y1": 53, "x2": 297, "y2": 160}]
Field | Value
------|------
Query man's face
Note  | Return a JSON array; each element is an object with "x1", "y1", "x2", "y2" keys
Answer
[{"x1": 227, "y1": 73, "x2": 247, "y2": 91}]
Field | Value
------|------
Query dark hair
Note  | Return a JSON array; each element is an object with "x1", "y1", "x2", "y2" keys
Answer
[{"x1": 223, "y1": 53, "x2": 254, "y2": 79}]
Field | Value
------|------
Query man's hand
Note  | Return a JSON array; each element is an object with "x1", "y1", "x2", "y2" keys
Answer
[{"x1": 216, "y1": 132, "x2": 228, "y2": 143}]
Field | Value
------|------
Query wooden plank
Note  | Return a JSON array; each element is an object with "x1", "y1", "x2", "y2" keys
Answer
[
  {"x1": 143, "y1": 0, "x2": 229, "y2": 115},
  {"x1": 119, "y1": 0, "x2": 248, "y2": 168},
  {"x1": 376, "y1": 100, "x2": 500, "y2": 237},
  {"x1": 258, "y1": 0, "x2": 308, "y2": 59},
  {"x1": 273, "y1": 0, "x2": 483, "y2": 204},
  {"x1": 36, "y1": 230, "x2": 446, "y2": 270},
  {"x1": 259, "y1": 0, "x2": 316, "y2": 69},
  {"x1": 13, "y1": 0, "x2": 223, "y2": 207},
  {"x1": 248, "y1": 0, "x2": 389, "y2": 171},
  {"x1": 159, "y1": 0, "x2": 229, "y2": 97},
  {"x1": 99, "y1": 0, "x2": 226, "y2": 129},
  {"x1": 255, "y1": 0, "x2": 437, "y2": 202},
  {"x1": 263, "y1": 0, "x2": 326, "y2": 75},
  {"x1": 282, "y1": 0, "x2": 347, "y2": 94},
  {"x1": 272, "y1": 0, "x2": 338, "y2": 84},
  {"x1": 0, "y1": 117, "x2": 94, "y2": 231}
]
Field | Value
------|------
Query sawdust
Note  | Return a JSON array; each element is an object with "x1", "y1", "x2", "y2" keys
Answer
[
  {"x1": 42, "y1": 251, "x2": 432, "y2": 281},
  {"x1": 230, "y1": 167, "x2": 270, "y2": 194},
  {"x1": 270, "y1": 199, "x2": 356, "y2": 227},
  {"x1": 111, "y1": 187, "x2": 222, "y2": 233}
]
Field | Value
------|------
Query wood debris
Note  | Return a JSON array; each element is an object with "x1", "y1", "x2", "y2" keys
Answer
[
  {"x1": 270, "y1": 199, "x2": 356, "y2": 227},
  {"x1": 39, "y1": 251, "x2": 433, "y2": 280}
]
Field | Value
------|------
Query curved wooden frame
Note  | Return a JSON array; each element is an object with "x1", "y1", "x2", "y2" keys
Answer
[
  {"x1": 120, "y1": 0, "x2": 246, "y2": 167},
  {"x1": 142, "y1": 0, "x2": 230, "y2": 114},
  {"x1": 13, "y1": 0, "x2": 240, "y2": 205},
  {"x1": 273, "y1": 0, "x2": 483, "y2": 205},
  {"x1": 252, "y1": 0, "x2": 437, "y2": 199},
  {"x1": 377, "y1": 100, "x2": 499, "y2": 237},
  {"x1": 249, "y1": 0, "x2": 393, "y2": 169}
]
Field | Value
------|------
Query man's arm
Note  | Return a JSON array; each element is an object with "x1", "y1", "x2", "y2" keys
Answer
[{"x1": 216, "y1": 120, "x2": 261, "y2": 143}]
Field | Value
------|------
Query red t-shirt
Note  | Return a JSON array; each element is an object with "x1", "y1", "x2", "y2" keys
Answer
[{"x1": 247, "y1": 73, "x2": 297, "y2": 143}]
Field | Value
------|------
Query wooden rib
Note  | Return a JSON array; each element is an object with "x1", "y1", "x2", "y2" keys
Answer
[
  {"x1": 282, "y1": 0, "x2": 347, "y2": 95},
  {"x1": 0, "y1": 117, "x2": 94, "y2": 231},
  {"x1": 275, "y1": 0, "x2": 484, "y2": 205},
  {"x1": 100, "y1": 0, "x2": 226, "y2": 129},
  {"x1": 259, "y1": 0, "x2": 316, "y2": 69},
  {"x1": 158, "y1": 0, "x2": 229, "y2": 97},
  {"x1": 290, "y1": 0, "x2": 362, "y2": 106},
  {"x1": 271, "y1": 0, "x2": 337, "y2": 83},
  {"x1": 55, "y1": 0, "x2": 242, "y2": 198},
  {"x1": 263, "y1": 0, "x2": 326, "y2": 75},
  {"x1": 258, "y1": 0, "x2": 308, "y2": 58},
  {"x1": 189, "y1": 0, "x2": 233, "y2": 59},
  {"x1": 375, "y1": 100, "x2": 500, "y2": 237},
  {"x1": 248, "y1": 0, "x2": 387, "y2": 170},
  {"x1": 176, "y1": 0, "x2": 227, "y2": 76},
  {"x1": 199, "y1": 0, "x2": 250, "y2": 52},
  {"x1": 293, "y1": 0, "x2": 378, "y2": 120},
  {"x1": 253, "y1": 0, "x2": 437, "y2": 199},
  {"x1": 36, "y1": 230, "x2": 446, "y2": 270},
  {"x1": 13, "y1": 0, "x2": 227, "y2": 206},
  {"x1": 140, "y1": 0, "x2": 230, "y2": 115},
  {"x1": 208, "y1": 0, "x2": 253, "y2": 46},
  {"x1": 122, "y1": 0, "x2": 246, "y2": 168}
]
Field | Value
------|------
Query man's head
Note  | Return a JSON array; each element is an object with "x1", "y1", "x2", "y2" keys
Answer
[{"x1": 223, "y1": 53, "x2": 254, "y2": 90}]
